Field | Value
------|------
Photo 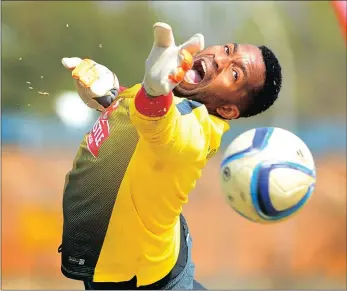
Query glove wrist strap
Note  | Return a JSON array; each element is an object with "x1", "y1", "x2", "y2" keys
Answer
[{"x1": 135, "y1": 86, "x2": 173, "y2": 118}]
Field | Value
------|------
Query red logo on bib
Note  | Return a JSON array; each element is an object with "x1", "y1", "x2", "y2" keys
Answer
[{"x1": 86, "y1": 99, "x2": 122, "y2": 157}]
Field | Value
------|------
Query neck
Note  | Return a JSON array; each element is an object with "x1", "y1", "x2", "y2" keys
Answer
[{"x1": 173, "y1": 87, "x2": 227, "y2": 119}]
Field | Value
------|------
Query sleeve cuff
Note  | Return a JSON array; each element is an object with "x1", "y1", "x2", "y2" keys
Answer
[
  {"x1": 134, "y1": 86, "x2": 173, "y2": 118},
  {"x1": 119, "y1": 86, "x2": 127, "y2": 93}
]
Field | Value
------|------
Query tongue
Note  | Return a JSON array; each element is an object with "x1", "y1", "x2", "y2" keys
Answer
[{"x1": 186, "y1": 70, "x2": 202, "y2": 83}]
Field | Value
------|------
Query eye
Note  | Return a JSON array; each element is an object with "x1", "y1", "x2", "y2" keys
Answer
[
  {"x1": 224, "y1": 45, "x2": 230, "y2": 55},
  {"x1": 232, "y1": 70, "x2": 239, "y2": 81}
]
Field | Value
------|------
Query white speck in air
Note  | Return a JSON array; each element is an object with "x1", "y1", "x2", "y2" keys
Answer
[
  {"x1": 28, "y1": 87, "x2": 33, "y2": 90},
  {"x1": 41, "y1": 76, "x2": 44, "y2": 79},
  {"x1": 19, "y1": 57, "x2": 22, "y2": 60},
  {"x1": 28, "y1": 104, "x2": 31, "y2": 107},
  {"x1": 38, "y1": 91, "x2": 49, "y2": 96},
  {"x1": 26, "y1": 81, "x2": 31, "y2": 84},
  {"x1": 99, "y1": 44, "x2": 103, "y2": 48},
  {"x1": 66, "y1": 24, "x2": 69, "y2": 28}
]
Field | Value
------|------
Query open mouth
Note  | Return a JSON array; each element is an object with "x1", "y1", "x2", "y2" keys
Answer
[{"x1": 184, "y1": 58, "x2": 207, "y2": 84}]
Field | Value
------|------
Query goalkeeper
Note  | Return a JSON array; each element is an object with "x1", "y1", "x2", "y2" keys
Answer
[{"x1": 59, "y1": 23, "x2": 282, "y2": 290}]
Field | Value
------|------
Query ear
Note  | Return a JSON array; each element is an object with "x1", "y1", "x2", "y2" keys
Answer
[{"x1": 216, "y1": 104, "x2": 240, "y2": 120}]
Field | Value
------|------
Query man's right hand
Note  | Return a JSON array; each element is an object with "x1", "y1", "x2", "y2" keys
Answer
[{"x1": 62, "y1": 57, "x2": 120, "y2": 111}]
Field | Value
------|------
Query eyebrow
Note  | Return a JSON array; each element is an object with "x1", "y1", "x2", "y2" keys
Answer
[
  {"x1": 232, "y1": 43, "x2": 248, "y2": 79},
  {"x1": 236, "y1": 61, "x2": 248, "y2": 79},
  {"x1": 232, "y1": 43, "x2": 238, "y2": 54}
]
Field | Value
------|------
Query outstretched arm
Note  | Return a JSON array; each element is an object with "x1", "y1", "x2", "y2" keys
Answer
[
  {"x1": 129, "y1": 23, "x2": 206, "y2": 162},
  {"x1": 126, "y1": 24, "x2": 211, "y2": 234}
]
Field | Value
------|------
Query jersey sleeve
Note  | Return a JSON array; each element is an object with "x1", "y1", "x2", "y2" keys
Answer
[{"x1": 129, "y1": 85, "x2": 208, "y2": 163}]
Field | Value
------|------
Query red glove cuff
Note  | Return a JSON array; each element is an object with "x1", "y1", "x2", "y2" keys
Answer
[{"x1": 134, "y1": 86, "x2": 173, "y2": 118}]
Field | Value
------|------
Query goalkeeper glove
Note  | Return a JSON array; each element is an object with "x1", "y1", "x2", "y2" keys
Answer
[
  {"x1": 61, "y1": 57, "x2": 120, "y2": 111},
  {"x1": 143, "y1": 22, "x2": 204, "y2": 97}
]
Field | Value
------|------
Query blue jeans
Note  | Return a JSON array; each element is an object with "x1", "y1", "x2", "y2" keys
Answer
[
  {"x1": 84, "y1": 217, "x2": 206, "y2": 290},
  {"x1": 160, "y1": 233, "x2": 197, "y2": 290}
]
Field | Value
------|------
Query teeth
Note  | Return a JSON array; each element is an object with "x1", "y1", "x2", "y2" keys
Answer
[{"x1": 201, "y1": 60, "x2": 207, "y2": 74}]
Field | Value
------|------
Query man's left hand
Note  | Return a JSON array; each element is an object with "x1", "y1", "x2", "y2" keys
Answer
[{"x1": 143, "y1": 22, "x2": 204, "y2": 97}]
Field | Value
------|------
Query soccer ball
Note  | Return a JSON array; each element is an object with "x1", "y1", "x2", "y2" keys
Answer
[{"x1": 220, "y1": 127, "x2": 316, "y2": 223}]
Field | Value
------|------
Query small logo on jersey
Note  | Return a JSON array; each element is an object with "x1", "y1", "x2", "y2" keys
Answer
[
  {"x1": 68, "y1": 256, "x2": 85, "y2": 265},
  {"x1": 86, "y1": 99, "x2": 122, "y2": 157}
]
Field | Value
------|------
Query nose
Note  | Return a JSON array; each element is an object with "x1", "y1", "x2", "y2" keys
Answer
[{"x1": 213, "y1": 53, "x2": 231, "y2": 72}]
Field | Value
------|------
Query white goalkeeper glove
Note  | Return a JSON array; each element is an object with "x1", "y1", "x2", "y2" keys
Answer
[
  {"x1": 62, "y1": 57, "x2": 120, "y2": 111},
  {"x1": 143, "y1": 22, "x2": 204, "y2": 97}
]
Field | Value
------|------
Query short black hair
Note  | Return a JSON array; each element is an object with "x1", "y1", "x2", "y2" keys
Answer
[{"x1": 240, "y1": 45, "x2": 282, "y2": 118}]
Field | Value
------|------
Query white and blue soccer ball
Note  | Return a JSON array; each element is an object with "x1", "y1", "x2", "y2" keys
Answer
[{"x1": 220, "y1": 127, "x2": 316, "y2": 223}]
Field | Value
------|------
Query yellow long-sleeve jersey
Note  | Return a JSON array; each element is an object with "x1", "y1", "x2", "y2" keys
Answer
[{"x1": 60, "y1": 84, "x2": 230, "y2": 287}]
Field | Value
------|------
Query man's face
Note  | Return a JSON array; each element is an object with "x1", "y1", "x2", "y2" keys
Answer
[{"x1": 174, "y1": 43, "x2": 266, "y2": 119}]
